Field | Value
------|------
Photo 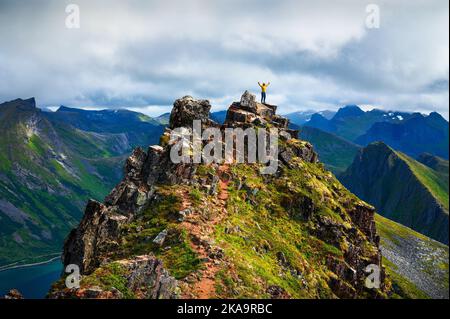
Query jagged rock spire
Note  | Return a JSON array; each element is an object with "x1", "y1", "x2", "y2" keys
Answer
[
  {"x1": 225, "y1": 91, "x2": 297, "y2": 138},
  {"x1": 169, "y1": 96, "x2": 215, "y2": 129}
]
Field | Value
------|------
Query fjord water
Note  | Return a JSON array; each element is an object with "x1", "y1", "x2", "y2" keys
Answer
[{"x1": 0, "y1": 259, "x2": 62, "y2": 299}]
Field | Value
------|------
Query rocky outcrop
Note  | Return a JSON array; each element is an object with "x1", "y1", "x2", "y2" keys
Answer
[
  {"x1": 62, "y1": 144, "x2": 198, "y2": 276},
  {"x1": 169, "y1": 96, "x2": 217, "y2": 129},
  {"x1": 3, "y1": 289, "x2": 24, "y2": 299},
  {"x1": 50, "y1": 255, "x2": 178, "y2": 299},
  {"x1": 58, "y1": 96, "x2": 224, "y2": 298},
  {"x1": 225, "y1": 91, "x2": 296, "y2": 136},
  {"x1": 313, "y1": 202, "x2": 384, "y2": 298},
  {"x1": 348, "y1": 202, "x2": 379, "y2": 244},
  {"x1": 120, "y1": 255, "x2": 178, "y2": 299},
  {"x1": 54, "y1": 91, "x2": 387, "y2": 299},
  {"x1": 63, "y1": 200, "x2": 128, "y2": 274}
]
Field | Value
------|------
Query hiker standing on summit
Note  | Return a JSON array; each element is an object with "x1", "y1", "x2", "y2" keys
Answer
[{"x1": 258, "y1": 81, "x2": 270, "y2": 104}]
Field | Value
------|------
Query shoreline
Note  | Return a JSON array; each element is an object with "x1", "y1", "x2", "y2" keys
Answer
[{"x1": 0, "y1": 255, "x2": 61, "y2": 273}]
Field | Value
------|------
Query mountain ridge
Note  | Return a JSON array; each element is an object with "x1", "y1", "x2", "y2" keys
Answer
[
  {"x1": 0, "y1": 98, "x2": 164, "y2": 266},
  {"x1": 299, "y1": 126, "x2": 361, "y2": 175},
  {"x1": 300, "y1": 104, "x2": 448, "y2": 160},
  {"x1": 356, "y1": 113, "x2": 449, "y2": 159},
  {"x1": 49, "y1": 92, "x2": 390, "y2": 299},
  {"x1": 340, "y1": 142, "x2": 449, "y2": 244}
]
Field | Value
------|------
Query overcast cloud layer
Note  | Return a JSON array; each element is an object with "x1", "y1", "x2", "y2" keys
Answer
[{"x1": 0, "y1": 0, "x2": 448, "y2": 118}]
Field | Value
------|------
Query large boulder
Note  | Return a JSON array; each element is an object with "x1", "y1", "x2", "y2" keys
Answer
[
  {"x1": 169, "y1": 96, "x2": 213, "y2": 129},
  {"x1": 225, "y1": 91, "x2": 284, "y2": 129},
  {"x1": 239, "y1": 90, "x2": 257, "y2": 112}
]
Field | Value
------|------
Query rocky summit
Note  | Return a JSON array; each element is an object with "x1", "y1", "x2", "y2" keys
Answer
[
  {"x1": 225, "y1": 91, "x2": 294, "y2": 134},
  {"x1": 49, "y1": 91, "x2": 390, "y2": 299}
]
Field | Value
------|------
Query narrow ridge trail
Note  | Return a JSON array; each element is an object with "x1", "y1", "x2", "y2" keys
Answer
[{"x1": 181, "y1": 165, "x2": 230, "y2": 298}]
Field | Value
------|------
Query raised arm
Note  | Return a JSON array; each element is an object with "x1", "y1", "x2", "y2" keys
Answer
[{"x1": 258, "y1": 82, "x2": 262, "y2": 88}]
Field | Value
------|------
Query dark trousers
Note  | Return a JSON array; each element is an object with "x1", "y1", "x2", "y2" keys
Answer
[{"x1": 261, "y1": 92, "x2": 266, "y2": 103}]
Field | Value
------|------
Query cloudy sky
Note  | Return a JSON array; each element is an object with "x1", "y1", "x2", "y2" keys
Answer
[{"x1": 0, "y1": 0, "x2": 448, "y2": 118}]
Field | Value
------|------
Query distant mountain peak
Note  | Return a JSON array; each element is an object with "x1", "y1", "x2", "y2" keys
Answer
[
  {"x1": 410, "y1": 112, "x2": 425, "y2": 119},
  {"x1": 285, "y1": 110, "x2": 336, "y2": 126},
  {"x1": 341, "y1": 142, "x2": 449, "y2": 244},
  {"x1": 21, "y1": 97, "x2": 36, "y2": 107},
  {"x1": 428, "y1": 111, "x2": 447, "y2": 123},
  {"x1": 0, "y1": 97, "x2": 37, "y2": 111},
  {"x1": 366, "y1": 141, "x2": 394, "y2": 153},
  {"x1": 343, "y1": 104, "x2": 362, "y2": 109},
  {"x1": 56, "y1": 105, "x2": 73, "y2": 112},
  {"x1": 310, "y1": 113, "x2": 327, "y2": 121},
  {"x1": 334, "y1": 105, "x2": 364, "y2": 118},
  {"x1": 356, "y1": 112, "x2": 449, "y2": 159}
]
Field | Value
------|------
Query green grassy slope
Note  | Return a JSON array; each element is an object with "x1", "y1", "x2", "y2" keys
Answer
[
  {"x1": 62, "y1": 158, "x2": 388, "y2": 299},
  {"x1": 154, "y1": 112, "x2": 171, "y2": 125},
  {"x1": 417, "y1": 153, "x2": 449, "y2": 186},
  {"x1": 376, "y1": 214, "x2": 449, "y2": 299},
  {"x1": 397, "y1": 152, "x2": 449, "y2": 211},
  {"x1": 340, "y1": 142, "x2": 449, "y2": 244},
  {"x1": 300, "y1": 126, "x2": 361, "y2": 175},
  {"x1": 46, "y1": 107, "x2": 164, "y2": 150},
  {"x1": 0, "y1": 99, "x2": 125, "y2": 266}
]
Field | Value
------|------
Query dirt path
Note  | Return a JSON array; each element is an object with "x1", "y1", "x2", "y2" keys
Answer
[{"x1": 180, "y1": 165, "x2": 230, "y2": 299}]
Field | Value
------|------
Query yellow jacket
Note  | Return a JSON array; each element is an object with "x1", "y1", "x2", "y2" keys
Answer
[{"x1": 258, "y1": 82, "x2": 270, "y2": 92}]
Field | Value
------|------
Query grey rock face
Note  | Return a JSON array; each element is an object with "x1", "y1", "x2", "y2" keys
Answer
[
  {"x1": 380, "y1": 235, "x2": 449, "y2": 299},
  {"x1": 240, "y1": 90, "x2": 257, "y2": 112},
  {"x1": 340, "y1": 142, "x2": 449, "y2": 244},
  {"x1": 120, "y1": 255, "x2": 178, "y2": 299},
  {"x1": 178, "y1": 208, "x2": 192, "y2": 222},
  {"x1": 49, "y1": 255, "x2": 178, "y2": 299},
  {"x1": 169, "y1": 96, "x2": 214, "y2": 129},
  {"x1": 153, "y1": 229, "x2": 168, "y2": 246},
  {"x1": 223, "y1": 92, "x2": 302, "y2": 140},
  {"x1": 63, "y1": 200, "x2": 128, "y2": 274}
]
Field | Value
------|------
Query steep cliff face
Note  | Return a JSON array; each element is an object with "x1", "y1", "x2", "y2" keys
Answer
[
  {"x1": 341, "y1": 142, "x2": 449, "y2": 245},
  {"x1": 49, "y1": 92, "x2": 388, "y2": 299}
]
